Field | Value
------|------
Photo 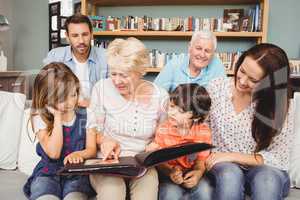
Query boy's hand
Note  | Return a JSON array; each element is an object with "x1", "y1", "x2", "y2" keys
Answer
[
  {"x1": 63, "y1": 151, "x2": 84, "y2": 165},
  {"x1": 182, "y1": 169, "x2": 203, "y2": 188},
  {"x1": 170, "y1": 166, "x2": 184, "y2": 184}
]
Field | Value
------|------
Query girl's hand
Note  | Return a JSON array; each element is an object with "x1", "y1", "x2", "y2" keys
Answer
[
  {"x1": 205, "y1": 152, "x2": 234, "y2": 171},
  {"x1": 46, "y1": 105, "x2": 62, "y2": 118},
  {"x1": 182, "y1": 169, "x2": 203, "y2": 188},
  {"x1": 170, "y1": 166, "x2": 184, "y2": 185},
  {"x1": 63, "y1": 151, "x2": 84, "y2": 165},
  {"x1": 100, "y1": 136, "x2": 120, "y2": 161}
]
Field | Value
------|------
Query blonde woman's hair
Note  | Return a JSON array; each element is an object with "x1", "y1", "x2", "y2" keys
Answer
[{"x1": 106, "y1": 37, "x2": 150, "y2": 76}]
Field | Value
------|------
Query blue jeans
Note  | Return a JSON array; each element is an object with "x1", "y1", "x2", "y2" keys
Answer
[
  {"x1": 209, "y1": 162, "x2": 290, "y2": 200},
  {"x1": 30, "y1": 175, "x2": 94, "y2": 200},
  {"x1": 159, "y1": 174, "x2": 213, "y2": 200}
]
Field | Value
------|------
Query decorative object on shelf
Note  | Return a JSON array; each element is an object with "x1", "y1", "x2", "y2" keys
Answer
[
  {"x1": 0, "y1": 51, "x2": 7, "y2": 71},
  {"x1": 74, "y1": 2, "x2": 82, "y2": 14},
  {"x1": 0, "y1": 14, "x2": 10, "y2": 71},
  {"x1": 290, "y1": 59, "x2": 300, "y2": 78},
  {"x1": 0, "y1": 15, "x2": 10, "y2": 31}
]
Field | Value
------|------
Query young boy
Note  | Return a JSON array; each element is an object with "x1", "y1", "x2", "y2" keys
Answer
[{"x1": 146, "y1": 83, "x2": 212, "y2": 200}]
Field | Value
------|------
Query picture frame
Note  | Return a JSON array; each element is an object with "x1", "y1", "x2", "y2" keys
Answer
[
  {"x1": 50, "y1": 31, "x2": 59, "y2": 43},
  {"x1": 223, "y1": 9, "x2": 244, "y2": 32},
  {"x1": 49, "y1": 2, "x2": 61, "y2": 50},
  {"x1": 60, "y1": 16, "x2": 67, "y2": 29},
  {"x1": 240, "y1": 16, "x2": 250, "y2": 32},
  {"x1": 74, "y1": 2, "x2": 82, "y2": 14},
  {"x1": 49, "y1": 2, "x2": 60, "y2": 16}
]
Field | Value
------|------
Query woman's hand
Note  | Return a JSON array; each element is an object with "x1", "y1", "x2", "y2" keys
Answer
[
  {"x1": 205, "y1": 152, "x2": 234, "y2": 171},
  {"x1": 100, "y1": 136, "x2": 120, "y2": 160},
  {"x1": 182, "y1": 169, "x2": 203, "y2": 188},
  {"x1": 63, "y1": 151, "x2": 84, "y2": 165},
  {"x1": 169, "y1": 166, "x2": 184, "y2": 185},
  {"x1": 145, "y1": 142, "x2": 160, "y2": 152}
]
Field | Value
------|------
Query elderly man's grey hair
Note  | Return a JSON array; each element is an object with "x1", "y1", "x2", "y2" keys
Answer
[{"x1": 190, "y1": 30, "x2": 217, "y2": 51}]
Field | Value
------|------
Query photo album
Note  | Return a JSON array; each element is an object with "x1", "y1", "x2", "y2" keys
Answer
[{"x1": 58, "y1": 142, "x2": 213, "y2": 178}]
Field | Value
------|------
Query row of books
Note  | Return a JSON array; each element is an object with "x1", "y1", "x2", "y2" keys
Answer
[
  {"x1": 89, "y1": 5, "x2": 262, "y2": 32},
  {"x1": 215, "y1": 51, "x2": 243, "y2": 73},
  {"x1": 93, "y1": 40, "x2": 241, "y2": 72},
  {"x1": 149, "y1": 50, "x2": 185, "y2": 69},
  {"x1": 149, "y1": 51, "x2": 243, "y2": 73}
]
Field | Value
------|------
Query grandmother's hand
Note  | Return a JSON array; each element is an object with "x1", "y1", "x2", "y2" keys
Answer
[{"x1": 100, "y1": 136, "x2": 120, "y2": 161}]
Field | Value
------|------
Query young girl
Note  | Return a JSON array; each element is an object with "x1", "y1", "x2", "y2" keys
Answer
[
  {"x1": 23, "y1": 62, "x2": 97, "y2": 200},
  {"x1": 146, "y1": 83, "x2": 212, "y2": 200}
]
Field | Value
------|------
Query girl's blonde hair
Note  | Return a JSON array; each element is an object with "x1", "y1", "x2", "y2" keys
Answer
[
  {"x1": 106, "y1": 37, "x2": 150, "y2": 76},
  {"x1": 30, "y1": 62, "x2": 80, "y2": 135}
]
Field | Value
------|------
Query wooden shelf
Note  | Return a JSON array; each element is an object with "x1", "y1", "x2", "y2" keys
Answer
[
  {"x1": 145, "y1": 67, "x2": 235, "y2": 75},
  {"x1": 145, "y1": 67, "x2": 162, "y2": 73},
  {"x1": 82, "y1": 0, "x2": 268, "y2": 42},
  {"x1": 93, "y1": 31, "x2": 263, "y2": 38},
  {"x1": 91, "y1": 0, "x2": 260, "y2": 6},
  {"x1": 226, "y1": 70, "x2": 235, "y2": 76}
]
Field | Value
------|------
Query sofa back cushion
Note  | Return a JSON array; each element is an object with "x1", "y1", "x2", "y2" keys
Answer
[
  {"x1": 0, "y1": 91, "x2": 26, "y2": 169},
  {"x1": 17, "y1": 108, "x2": 40, "y2": 175},
  {"x1": 289, "y1": 92, "x2": 300, "y2": 188}
]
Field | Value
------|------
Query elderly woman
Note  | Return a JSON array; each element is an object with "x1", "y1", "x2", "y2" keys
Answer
[
  {"x1": 205, "y1": 43, "x2": 294, "y2": 200},
  {"x1": 86, "y1": 37, "x2": 169, "y2": 200}
]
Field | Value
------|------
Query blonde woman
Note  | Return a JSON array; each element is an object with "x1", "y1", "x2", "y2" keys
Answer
[{"x1": 87, "y1": 37, "x2": 169, "y2": 200}]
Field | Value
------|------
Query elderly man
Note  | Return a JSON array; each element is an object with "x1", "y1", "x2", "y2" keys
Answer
[{"x1": 154, "y1": 30, "x2": 226, "y2": 92}]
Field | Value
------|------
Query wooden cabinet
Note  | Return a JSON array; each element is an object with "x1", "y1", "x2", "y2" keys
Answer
[
  {"x1": 0, "y1": 71, "x2": 29, "y2": 98},
  {"x1": 81, "y1": 0, "x2": 269, "y2": 74}
]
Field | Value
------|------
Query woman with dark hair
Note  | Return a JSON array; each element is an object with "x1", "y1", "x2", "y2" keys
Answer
[{"x1": 205, "y1": 43, "x2": 294, "y2": 200}]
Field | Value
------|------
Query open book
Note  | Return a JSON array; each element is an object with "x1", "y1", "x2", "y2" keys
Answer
[{"x1": 58, "y1": 142, "x2": 213, "y2": 178}]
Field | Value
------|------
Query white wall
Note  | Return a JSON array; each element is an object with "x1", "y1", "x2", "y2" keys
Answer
[{"x1": 12, "y1": 0, "x2": 48, "y2": 70}]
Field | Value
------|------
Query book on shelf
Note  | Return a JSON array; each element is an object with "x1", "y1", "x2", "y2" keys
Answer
[{"x1": 58, "y1": 142, "x2": 213, "y2": 178}]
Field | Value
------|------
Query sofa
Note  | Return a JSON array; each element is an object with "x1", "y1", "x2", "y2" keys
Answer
[{"x1": 1, "y1": 90, "x2": 300, "y2": 200}]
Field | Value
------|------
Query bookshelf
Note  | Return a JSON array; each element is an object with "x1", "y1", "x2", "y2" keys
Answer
[
  {"x1": 81, "y1": 0, "x2": 269, "y2": 74},
  {"x1": 93, "y1": 31, "x2": 263, "y2": 38}
]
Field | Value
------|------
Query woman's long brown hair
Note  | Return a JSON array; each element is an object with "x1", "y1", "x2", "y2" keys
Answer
[
  {"x1": 234, "y1": 43, "x2": 291, "y2": 152},
  {"x1": 30, "y1": 62, "x2": 80, "y2": 136}
]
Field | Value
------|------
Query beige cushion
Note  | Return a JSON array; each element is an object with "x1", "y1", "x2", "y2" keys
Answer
[{"x1": 0, "y1": 91, "x2": 26, "y2": 169}]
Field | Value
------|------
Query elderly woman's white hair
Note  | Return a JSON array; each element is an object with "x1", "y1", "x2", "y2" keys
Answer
[
  {"x1": 190, "y1": 30, "x2": 217, "y2": 51},
  {"x1": 106, "y1": 37, "x2": 150, "y2": 76}
]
